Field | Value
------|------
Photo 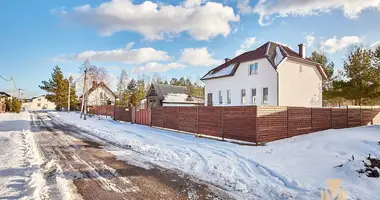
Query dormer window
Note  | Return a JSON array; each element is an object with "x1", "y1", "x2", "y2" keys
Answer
[{"x1": 249, "y1": 63, "x2": 258, "y2": 75}]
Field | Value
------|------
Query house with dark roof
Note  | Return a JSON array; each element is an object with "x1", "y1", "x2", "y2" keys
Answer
[
  {"x1": 145, "y1": 84, "x2": 204, "y2": 107},
  {"x1": 81, "y1": 81, "x2": 116, "y2": 106},
  {"x1": 201, "y1": 42, "x2": 327, "y2": 107}
]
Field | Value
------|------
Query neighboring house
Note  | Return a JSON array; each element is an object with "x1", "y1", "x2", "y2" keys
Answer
[
  {"x1": 201, "y1": 41, "x2": 327, "y2": 107},
  {"x1": 0, "y1": 92, "x2": 11, "y2": 113},
  {"x1": 82, "y1": 81, "x2": 116, "y2": 106},
  {"x1": 146, "y1": 84, "x2": 204, "y2": 107},
  {"x1": 22, "y1": 95, "x2": 56, "y2": 110}
]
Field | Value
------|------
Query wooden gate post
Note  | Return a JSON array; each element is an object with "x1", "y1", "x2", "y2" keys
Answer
[
  {"x1": 221, "y1": 107, "x2": 224, "y2": 141},
  {"x1": 132, "y1": 106, "x2": 136, "y2": 124},
  {"x1": 197, "y1": 106, "x2": 199, "y2": 135},
  {"x1": 162, "y1": 107, "x2": 164, "y2": 128},
  {"x1": 113, "y1": 105, "x2": 116, "y2": 120}
]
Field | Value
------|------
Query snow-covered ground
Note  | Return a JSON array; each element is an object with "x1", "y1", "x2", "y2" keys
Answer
[
  {"x1": 51, "y1": 112, "x2": 380, "y2": 200},
  {"x1": 0, "y1": 112, "x2": 47, "y2": 199}
]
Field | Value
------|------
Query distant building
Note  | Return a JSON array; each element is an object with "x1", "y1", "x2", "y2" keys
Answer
[
  {"x1": 146, "y1": 84, "x2": 204, "y2": 107},
  {"x1": 0, "y1": 92, "x2": 11, "y2": 113},
  {"x1": 22, "y1": 95, "x2": 56, "y2": 110},
  {"x1": 81, "y1": 81, "x2": 116, "y2": 106}
]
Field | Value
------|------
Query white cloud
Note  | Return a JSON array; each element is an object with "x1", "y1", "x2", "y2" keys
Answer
[
  {"x1": 370, "y1": 41, "x2": 380, "y2": 50},
  {"x1": 237, "y1": 0, "x2": 254, "y2": 14},
  {"x1": 305, "y1": 35, "x2": 315, "y2": 47},
  {"x1": 132, "y1": 62, "x2": 185, "y2": 73},
  {"x1": 321, "y1": 36, "x2": 361, "y2": 53},
  {"x1": 55, "y1": 0, "x2": 239, "y2": 40},
  {"x1": 239, "y1": 0, "x2": 380, "y2": 25},
  {"x1": 180, "y1": 47, "x2": 221, "y2": 66},
  {"x1": 125, "y1": 42, "x2": 135, "y2": 50},
  {"x1": 56, "y1": 45, "x2": 171, "y2": 64},
  {"x1": 235, "y1": 37, "x2": 256, "y2": 56}
]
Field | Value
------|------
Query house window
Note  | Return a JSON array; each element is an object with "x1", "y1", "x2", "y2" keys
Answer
[
  {"x1": 37, "y1": 103, "x2": 41, "y2": 107},
  {"x1": 218, "y1": 91, "x2": 223, "y2": 104},
  {"x1": 227, "y1": 90, "x2": 231, "y2": 104},
  {"x1": 249, "y1": 63, "x2": 258, "y2": 75},
  {"x1": 251, "y1": 88, "x2": 256, "y2": 104},
  {"x1": 207, "y1": 93, "x2": 213, "y2": 106},
  {"x1": 263, "y1": 88, "x2": 268, "y2": 104},
  {"x1": 241, "y1": 89, "x2": 246, "y2": 104}
]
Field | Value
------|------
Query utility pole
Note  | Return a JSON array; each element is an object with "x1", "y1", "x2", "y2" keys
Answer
[
  {"x1": 80, "y1": 61, "x2": 88, "y2": 120},
  {"x1": 18, "y1": 89, "x2": 21, "y2": 100},
  {"x1": 68, "y1": 76, "x2": 71, "y2": 112},
  {"x1": 10, "y1": 77, "x2": 13, "y2": 112},
  {"x1": 10, "y1": 77, "x2": 13, "y2": 99}
]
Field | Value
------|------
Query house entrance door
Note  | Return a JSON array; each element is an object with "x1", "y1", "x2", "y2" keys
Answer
[{"x1": 207, "y1": 93, "x2": 213, "y2": 106}]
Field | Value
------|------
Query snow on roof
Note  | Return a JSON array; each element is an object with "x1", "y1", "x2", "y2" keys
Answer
[
  {"x1": 202, "y1": 63, "x2": 235, "y2": 79},
  {"x1": 162, "y1": 93, "x2": 204, "y2": 104},
  {"x1": 162, "y1": 93, "x2": 189, "y2": 103}
]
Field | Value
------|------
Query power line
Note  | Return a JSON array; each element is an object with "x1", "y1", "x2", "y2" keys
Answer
[
  {"x1": 13, "y1": 79, "x2": 18, "y2": 90},
  {"x1": 0, "y1": 74, "x2": 10, "y2": 82}
]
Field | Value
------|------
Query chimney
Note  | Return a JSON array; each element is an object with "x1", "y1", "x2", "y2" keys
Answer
[
  {"x1": 224, "y1": 58, "x2": 230, "y2": 63},
  {"x1": 298, "y1": 43, "x2": 306, "y2": 58}
]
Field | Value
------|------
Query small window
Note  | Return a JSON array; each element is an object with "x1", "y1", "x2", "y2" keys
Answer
[
  {"x1": 249, "y1": 63, "x2": 258, "y2": 75},
  {"x1": 241, "y1": 89, "x2": 246, "y2": 104},
  {"x1": 263, "y1": 88, "x2": 268, "y2": 104},
  {"x1": 227, "y1": 90, "x2": 231, "y2": 104},
  {"x1": 218, "y1": 91, "x2": 223, "y2": 104},
  {"x1": 37, "y1": 103, "x2": 41, "y2": 107},
  {"x1": 251, "y1": 88, "x2": 256, "y2": 104}
]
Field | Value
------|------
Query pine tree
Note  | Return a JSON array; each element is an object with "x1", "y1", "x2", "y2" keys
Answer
[
  {"x1": 127, "y1": 79, "x2": 138, "y2": 106},
  {"x1": 310, "y1": 51, "x2": 335, "y2": 80},
  {"x1": 342, "y1": 46, "x2": 376, "y2": 105},
  {"x1": 39, "y1": 66, "x2": 67, "y2": 110},
  {"x1": 11, "y1": 98, "x2": 21, "y2": 113}
]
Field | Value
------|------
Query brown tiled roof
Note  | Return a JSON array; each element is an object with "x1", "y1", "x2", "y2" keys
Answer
[{"x1": 201, "y1": 41, "x2": 327, "y2": 81}]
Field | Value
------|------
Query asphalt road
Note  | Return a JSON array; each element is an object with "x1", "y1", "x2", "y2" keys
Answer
[{"x1": 29, "y1": 111, "x2": 234, "y2": 200}]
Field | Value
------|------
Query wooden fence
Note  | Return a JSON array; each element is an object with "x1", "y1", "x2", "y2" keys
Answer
[
  {"x1": 152, "y1": 106, "x2": 380, "y2": 143},
  {"x1": 87, "y1": 105, "x2": 380, "y2": 144}
]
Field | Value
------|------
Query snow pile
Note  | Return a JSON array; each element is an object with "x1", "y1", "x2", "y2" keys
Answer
[
  {"x1": 0, "y1": 112, "x2": 48, "y2": 200},
  {"x1": 50, "y1": 112, "x2": 380, "y2": 200}
]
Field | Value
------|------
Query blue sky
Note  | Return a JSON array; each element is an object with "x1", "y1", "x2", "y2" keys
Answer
[{"x1": 1, "y1": 0, "x2": 380, "y2": 98}]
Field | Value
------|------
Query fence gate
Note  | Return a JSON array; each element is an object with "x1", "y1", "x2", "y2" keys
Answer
[{"x1": 136, "y1": 109, "x2": 151, "y2": 126}]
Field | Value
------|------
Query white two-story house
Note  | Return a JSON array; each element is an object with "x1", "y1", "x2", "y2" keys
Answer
[{"x1": 201, "y1": 41, "x2": 327, "y2": 107}]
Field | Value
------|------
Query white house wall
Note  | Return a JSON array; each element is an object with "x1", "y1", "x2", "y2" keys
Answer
[
  {"x1": 22, "y1": 96, "x2": 56, "y2": 110},
  {"x1": 277, "y1": 59, "x2": 323, "y2": 107},
  {"x1": 204, "y1": 58, "x2": 278, "y2": 106},
  {"x1": 87, "y1": 87, "x2": 116, "y2": 106}
]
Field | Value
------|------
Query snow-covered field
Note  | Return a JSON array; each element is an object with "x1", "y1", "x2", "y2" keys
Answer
[
  {"x1": 0, "y1": 112, "x2": 47, "y2": 199},
  {"x1": 51, "y1": 112, "x2": 380, "y2": 200}
]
